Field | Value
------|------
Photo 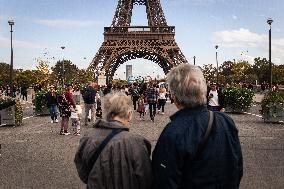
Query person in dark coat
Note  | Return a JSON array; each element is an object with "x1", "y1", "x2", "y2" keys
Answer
[
  {"x1": 46, "y1": 85, "x2": 58, "y2": 123},
  {"x1": 74, "y1": 92, "x2": 152, "y2": 189},
  {"x1": 82, "y1": 82, "x2": 97, "y2": 125},
  {"x1": 21, "y1": 84, "x2": 28, "y2": 101},
  {"x1": 152, "y1": 64, "x2": 243, "y2": 189}
]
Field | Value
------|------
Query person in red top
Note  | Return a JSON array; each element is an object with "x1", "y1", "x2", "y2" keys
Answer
[{"x1": 58, "y1": 85, "x2": 77, "y2": 135}]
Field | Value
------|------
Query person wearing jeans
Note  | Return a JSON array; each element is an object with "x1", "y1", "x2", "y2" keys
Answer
[
  {"x1": 46, "y1": 85, "x2": 58, "y2": 123},
  {"x1": 146, "y1": 83, "x2": 159, "y2": 122}
]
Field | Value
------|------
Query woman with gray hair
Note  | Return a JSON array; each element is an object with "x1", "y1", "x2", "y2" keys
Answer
[
  {"x1": 74, "y1": 92, "x2": 152, "y2": 189},
  {"x1": 152, "y1": 64, "x2": 243, "y2": 189}
]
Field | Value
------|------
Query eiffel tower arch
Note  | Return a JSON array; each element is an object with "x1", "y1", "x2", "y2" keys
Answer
[{"x1": 89, "y1": 0, "x2": 188, "y2": 83}]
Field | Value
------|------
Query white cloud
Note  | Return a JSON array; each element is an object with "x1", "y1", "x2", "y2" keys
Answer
[
  {"x1": 213, "y1": 28, "x2": 284, "y2": 64},
  {"x1": 232, "y1": 15, "x2": 238, "y2": 20},
  {"x1": 34, "y1": 19, "x2": 102, "y2": 28},
  {"x1": 0, "y1": 35, "x2": 43, "y2": 49},
  {"x1": 214, "y1": 28, "x2": 266, "y2": 47}
]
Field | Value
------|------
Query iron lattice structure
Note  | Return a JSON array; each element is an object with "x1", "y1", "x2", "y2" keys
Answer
[{"x1": 89, "y1": 0, "x2": 188, "y2": 83}]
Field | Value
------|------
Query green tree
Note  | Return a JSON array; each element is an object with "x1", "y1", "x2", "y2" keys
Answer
[
  {"x1": 273, "y1": 64, "x2": 284, "y2": 84},
  {"x1": 0, "y1": 62, "x2": 10, "y2": 87},
  {"x1": 15, "y1": 70, "x2": 38, "y2": 87},
  {"x1": 231, "y1": 60, "x2": 253, "y2": 82},
  {"x1": 202, "y1": 64, "x2": 217, "y2": 83},
  {"x1": 253, "y1": 57, "x2": 270, "y2": 83},
  {"x1": 36, "y1": 58, "x2": 50, "y2": 87},
  {"x1": 220, "y1": 61, "x2": 234, "y2": 84},
  {"x1": 76, "y1": 69, "x2": 94, "y2": 85},
  {"x1": 50, "y1": 60, "x2": 79, "y2": 85}
]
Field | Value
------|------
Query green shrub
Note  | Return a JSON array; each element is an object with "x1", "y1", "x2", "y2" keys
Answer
[
  {"x1": 15, "y1": 100, "x2": 23, "y2": 126},
  {"x1": 0, "y1": 96, "x2": 16, "y2": 110},
  {"x1": 261, "y1": 90, "x2": 284, "y2": 118},
  {"x1": 223, "y1": 87, "x2": 255, "y2": 112},
  {"x1": 33, "y1": 89, "x2": 48, "y2": 112}
]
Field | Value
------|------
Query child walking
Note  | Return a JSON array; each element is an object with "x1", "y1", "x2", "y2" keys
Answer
[
  {"x1": 71, "y1": 102, "x2": 82, "y2": 136},
  {"x1": 137, "y1": 95, "x2": 145, "y2": 120}
]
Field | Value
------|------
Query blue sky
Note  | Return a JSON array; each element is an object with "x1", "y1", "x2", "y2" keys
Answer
[{"x1": 0, "y1": 0, "x2": 284, "y2": 79}]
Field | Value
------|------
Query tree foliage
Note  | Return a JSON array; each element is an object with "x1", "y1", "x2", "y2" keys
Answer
[
  {"x1": 202, "y1": 57, "x2": 284, "y2": 85},
  {"x1": 50, "y1": 60, "x2": 93, "y2": 86},
  {"x1": 36, "y1": 58, "x2": 50, "y2": 86},
  {"x1": 0, "y1": 62, "x2": 10, "y2": 87},
  {"x1": 14, "y1": 70, "x2": 38, "y2": 87}
]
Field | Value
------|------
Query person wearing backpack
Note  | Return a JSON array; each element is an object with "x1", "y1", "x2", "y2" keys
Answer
[
  {"x1": 83, "y1": 82, "x2": 97, "y2": 126},
  {"x1": 74, "y1": 92, "x2": 152, "y2": 189}
]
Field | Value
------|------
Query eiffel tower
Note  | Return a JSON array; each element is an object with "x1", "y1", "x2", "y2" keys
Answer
[{"x1": 89, "y1": 0, "x2": 188, "y2": 83}]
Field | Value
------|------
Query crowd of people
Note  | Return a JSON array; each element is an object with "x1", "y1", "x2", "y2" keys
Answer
[
  {"x1": 73, "y1": 64, "x2": 243, "y2": 189},
  {"x1": 0, "y1": 64, "x2": 245, "y2": 188},
  {"x1": 0, "y1": 85, "x2": 29, "y2": 101}
]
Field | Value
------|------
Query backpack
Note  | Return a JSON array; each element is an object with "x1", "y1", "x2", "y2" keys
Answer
[{"x1": 83, "y1": 88, "x2": 96, "y2": 104}]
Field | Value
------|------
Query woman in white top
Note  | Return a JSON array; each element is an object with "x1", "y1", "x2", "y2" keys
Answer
[{"x1": 157, "y1": 87, "x2": 167, "y2": 114}]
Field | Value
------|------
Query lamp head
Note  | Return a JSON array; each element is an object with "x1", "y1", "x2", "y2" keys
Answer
[
  {"x1": 61, "y1": 46, "x2": 65, "y2": 50},
  {"x1": 267, "y1": 18, "x2": 273, "y2": 25},
  {"x1": 215, "y1": 45, "x2": 219, "y2": 49},
  {"x1": 8, "y1": 20, "x2": 14, "y2": 26}
]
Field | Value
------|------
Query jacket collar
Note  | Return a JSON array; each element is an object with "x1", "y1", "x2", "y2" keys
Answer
[
  {"x1": 170, "y1": 105, "x2": 208, "y2": 121},
  {"x1": 93, "y1": 119, "x2": 129, "y2": 131}
]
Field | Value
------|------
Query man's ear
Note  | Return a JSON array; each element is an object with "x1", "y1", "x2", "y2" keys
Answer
[
  {"x1": 128, "y1": 111, "x2": 133, "y2": 121},
  {"x1": 172, "y1": 95, "x2": 184, "y2": 110}
]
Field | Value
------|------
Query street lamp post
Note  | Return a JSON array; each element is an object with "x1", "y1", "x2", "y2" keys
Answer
[
  {"x1": 193, "y1": 56, "x2": 196, "y2": 65},
  {"x1": 267, "y1": 18, "x2": 273, "y2": 88},
  {"x1": 215, "y1": 45, "x2": 219, "y2": 84},
  {"x1": 8, "y1": 20, "x2": 14, "y2": 97},
  {"x1": 61, "y1": 46, "x2": 65, "y2": 87}
]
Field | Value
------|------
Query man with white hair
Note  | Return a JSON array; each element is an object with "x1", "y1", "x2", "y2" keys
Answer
[{"x1": 152, "y1": 64, "x2": 243, "y2": 189}]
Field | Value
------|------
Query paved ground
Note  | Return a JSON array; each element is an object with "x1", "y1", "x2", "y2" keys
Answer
[{"x1": 0, "y1": 95, "x2": 284, "y2": 189}]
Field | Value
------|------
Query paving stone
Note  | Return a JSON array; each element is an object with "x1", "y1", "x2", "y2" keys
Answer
[{"x1": 0, "y1": 101, "x2": 283, "y2": 189}]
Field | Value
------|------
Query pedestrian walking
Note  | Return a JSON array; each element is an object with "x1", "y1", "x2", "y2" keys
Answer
[
  {"x1": 131, "y1": 83, "x2": 140, "y2": 110},
  {"x1": 74, "y1": 92, "x2": 152, "y2": 189},
  {"x1": 58, "y1": 85, "x2": 77, "y2": 135},
  {"x1": 137, "y1": 94, "x2": 145, "y2": 120},
  {"x1": 71, "y1": 102, "x2": 82, "y2": 136},
  {"x1": 82, "y1": 82, "x2": 97, "y2": 126},
  {"x1": 46, "y1": 85, "x2": 58, "y2": 123},
  {"x1": 152, "y1": 64, "x2": 243, "y2": 189},
  {"x1": 157, "y1": 87, "x2": 167, "y2": 115},
  {"x1": 21, "y1": 84, "x2": 28, "y2": 101},
  {"x1": 146, "y1": 82, "x2": 158, "y2": 122}
]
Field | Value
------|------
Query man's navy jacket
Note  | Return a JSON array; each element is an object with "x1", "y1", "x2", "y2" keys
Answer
[{"x1": 152, "y1": 106, "x2": 243, "y2": 189}]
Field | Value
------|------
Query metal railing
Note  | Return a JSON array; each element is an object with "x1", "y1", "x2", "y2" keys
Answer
[{"x1": 104, "y1": 26, "x2": 175, "y2": 34}]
